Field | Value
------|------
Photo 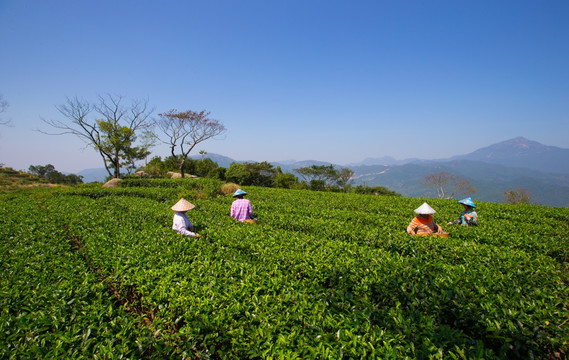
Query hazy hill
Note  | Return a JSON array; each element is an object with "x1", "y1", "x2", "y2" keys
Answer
[
  {"x1": 74, "y1": 137, "x2": 569, "y2": 206},
  {"x1": 450, "y1": 136, "x2": 569, "y2": 174},
  {"x1": 190, "y1": 153, "x2": 235, "y2": 168},
  {"x1": 76, "y1": 168, "x2": 109, "y2": 183},
  {"x1": 349, "y1": 160, "x2": 569, "y2": 207}
]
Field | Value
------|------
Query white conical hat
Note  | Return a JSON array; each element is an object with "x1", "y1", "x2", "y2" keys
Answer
[
  {"x1": 414, "y1": 202, "x2": 436, "y2": 215},
  {"x1": 171, "y1": 198, "x2": 195, "y2": 212}
]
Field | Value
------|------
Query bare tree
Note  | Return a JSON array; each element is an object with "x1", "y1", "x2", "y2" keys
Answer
[
  {"x1": 503, "y1": 188, "x2": 532, "y2": 204},
  {"x1": 41, "y1": 94, "x2": 155, "y2": 178},
  {"x1": 0, "y1": 94, "x2": 10, "y2": 126},
  {"x1": 422, "y1": 171, "x2": 477, "y2": 199},
  {"x1": 157, "y1": 109, "x2": 226, "y2": 177}
]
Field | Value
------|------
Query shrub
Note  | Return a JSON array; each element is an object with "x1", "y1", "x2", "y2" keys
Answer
[{"x1": 220, "y1": 182, "x2": 240, "y2": 195}]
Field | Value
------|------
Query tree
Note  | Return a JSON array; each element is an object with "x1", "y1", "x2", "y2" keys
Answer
[
  {"x1": 273, "y1": 171, "x2": 298, "y2": 189},
  {"x1": 28, "y1": 164, "x2": 83, "y2": 185},
  {"x1": 157, "y1": 109, "x2": 226, "y2": 178},
  {"x1": 503, "y1": 188, "x2": 532, "y2": 204},
  {"x1": 353, "y1": 184, "x2": 400, "y2": 196},
  {"x1": 422, "y1": 171, "x2": 477, "y2": 199},
  {"x1": 0, "y1": 94, "x2": 10, "y2": 126},
  {"x1": 41, "y1": 95, "x2": 155, "y2": 178},
  {"x1": 195, "y1": 158, "x2": 219, "y2": 177},
  {"x1": 224, "y1": 161, "x2": 277, "y2": 186},
  {"x1": 335, "y1": 168, "x2": 354, "y2": 191},
  {"x1": 245, "y1": 162, "x2": 277, "y2": 187},
  {"x1": 294, "y1": 165, "x2": 338, "y2": 187},
  {"x1": 144, "y1": 156, "x2": 168, "y2": 177},
  {"x1": 294, "y1": 164, "x2": 354, "y2": 190},
  {"x1": 28, "y1": 164, "x2": 56, "y2": 178},
  {"x1": 225, "y1": 163, "x2": 250, "y2": 185}
]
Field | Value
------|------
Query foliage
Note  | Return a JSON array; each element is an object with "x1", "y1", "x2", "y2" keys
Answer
[
  {"x1": 42, "y1": 95, "x2": 154, "y2": 179},
  {"x1": 335, "y1": 167, "x2": 354, "y2": 190},
  {"x1": 503, "y1": 188, "x2": 532, "y2": 204},
  {"x1": 96, "y1": 118, "x2": 150, "y2": 175},
  {"x1": 140, "y1": 156, "x2": 226, "y2": 180},
  {"x1": 119, "y1": 177, "x2": 224, "y2": 200},
  {"x1": 422, "y1": 171, "x2": 477, "y2": 199},
  {"x1": 273, "y1": 172, "x2": 298, "y2": 189},
  {"x1": 225, "y1": 163, "x2": 250, "y2": 185},
  {"x1": 28, "y1": 164, "x2": 83, "y2": 185},
  {"x1": 0, "y1": 166, "x2": 45, "y2": 191},
  {"x1": 294, "y1": 164, "x2": 354, "y2": 191},
  {"x1": 1, "y1": 181, "x2": 567, "y2": 359},
  {"x1": 353, "y1": 184, "x2": 401, "y2": 196},
  {"x1": 225, "y1": 162, "x2": 281, "y2": 187},
  {"x1": 244, "y1": 161, "x2": 277, "y2": 187},
  {"x1": 0, "y1": 165, "x2": 83, "y2": 191},
  {"x1": 195, "y1": 158, "x2": 224, "y2": 179},
  {"x1": 295, "y1": 164, "x2": 337, "y2": 183},
  {"x1": 143, "y1": 156, "x2": 169, "y2": 177}
]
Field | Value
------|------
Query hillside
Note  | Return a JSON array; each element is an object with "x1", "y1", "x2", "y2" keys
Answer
[
  {"x1": 349, "y1": 160, "x2": 569, "y2": 207},
  {"x1": 451, "y1": 136, "x2": 569, "y2": 174},
  {"x1": 0, "y1": 166, "x2": 48, "y2": 191},
  {"x1": 1, "y1": 181, "x2": 567, "y2": 358},
  {"x1": 74, "y1": 137, "x2": 569, "y2": 206}
]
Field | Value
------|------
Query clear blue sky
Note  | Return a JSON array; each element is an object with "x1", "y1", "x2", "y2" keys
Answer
[{"x1": 1, "y1": 0, "x2": 568, "y2": 173}]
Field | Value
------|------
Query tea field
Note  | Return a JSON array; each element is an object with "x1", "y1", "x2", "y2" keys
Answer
[{"x1": 1, "y1": 179, "x2": 567, "y2": 359}]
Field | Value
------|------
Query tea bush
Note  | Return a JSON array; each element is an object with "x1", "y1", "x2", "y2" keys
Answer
[{"x1": 0, "y1": 181, "x2": 567, "y2": 359}]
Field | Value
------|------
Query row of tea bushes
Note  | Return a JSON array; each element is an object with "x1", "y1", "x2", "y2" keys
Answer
[
  {"x1": 0, "y1": 190, "x2": 163, "y2": 359},
  {"x1": 1, "y1": 182, "x2": 567, "y2": 358}
]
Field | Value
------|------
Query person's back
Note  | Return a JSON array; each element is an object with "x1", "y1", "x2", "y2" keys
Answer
[{"x1": 231, "y1": 197, "x2": 252, "y2": 222}]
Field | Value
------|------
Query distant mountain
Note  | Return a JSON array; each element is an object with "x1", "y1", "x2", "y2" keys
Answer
[
  {"x1": 74, "y1": 137, "x2": 569, "y2": 206},
  {"x1": 348, "y1": 156, "x2": 420, "y2": 166},
  {"x1": 450, "y1": 137, "x2": 569, "y2": 174},
  {"x1": 349, "y1": 160, "x2": 569, "y2": 207},
  {"x1": 272, "y1": 159, "x2": 335, "y2": 174},
  {"x1": 77, "y1": 168, "x2": 109, "y2": 183},
  {"x1": 189, "y1": 153, "x2": 235, "y2": 168}
]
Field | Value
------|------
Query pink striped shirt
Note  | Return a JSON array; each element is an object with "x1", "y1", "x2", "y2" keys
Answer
[{"x1": 231, "y1": 198, "x2": 253, "y2": 222}]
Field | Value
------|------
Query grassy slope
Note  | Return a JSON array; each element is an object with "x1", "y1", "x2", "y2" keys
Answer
[{"x1": 0, "y1": 182, "x2": 567, "y2": 359}]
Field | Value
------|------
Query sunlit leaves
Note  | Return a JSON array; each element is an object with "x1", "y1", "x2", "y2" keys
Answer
[{"x1": 1, "y1": 182, "x2": 567, "y2": 359}]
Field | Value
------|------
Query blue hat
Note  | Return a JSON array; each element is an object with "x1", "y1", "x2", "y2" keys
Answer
[
  {"x1": 232, "y1": 189, "x2": 247, "y2": 197},
  {"x1": 458, "y1": 197, "x2": 476, "y2": 208}
]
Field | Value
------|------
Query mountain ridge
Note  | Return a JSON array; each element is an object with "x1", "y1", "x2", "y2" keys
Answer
[{"x1": 76, "y1": 137, "x2": 569, "y2": 206}]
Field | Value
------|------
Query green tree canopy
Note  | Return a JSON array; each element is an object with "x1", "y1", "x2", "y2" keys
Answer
[
  {"x1": 28, "y1": 164, "x2": 83, "y2": 185},
  {"x1": 42, "y1": 94, "x2": 155, "y2": 178}
]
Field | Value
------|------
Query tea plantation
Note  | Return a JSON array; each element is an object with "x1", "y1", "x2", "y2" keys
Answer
[{"x1": 1, "y1": 179, "x2": 567, "y2": 359}]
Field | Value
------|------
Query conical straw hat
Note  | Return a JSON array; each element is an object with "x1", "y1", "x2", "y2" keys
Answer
[
  {"x1": 171, "y1": 198, "x2": 195, "y2": 212},
  {"x1": 414, "y1": 202, "x2": 436, "y2": 215},
  {"x1": 458, "y1": 197, "x2": 476, "y2": 208},
  {"x1": 232, "y1": 189, "x2": 247, "y2": 197}
]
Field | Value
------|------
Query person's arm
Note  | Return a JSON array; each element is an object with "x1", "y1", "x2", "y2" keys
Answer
[
  {"x1": 407, "y1": 219, "x2": 417, "y2": 234},
  {"x1": 434, "y1": 223, "x2": 444, "y2": 233},
  {"x1": 448, "y1": 217, "x2": 461, "y2": 225},
  {"x1": 247, "y1": 202, "x2": 253, "y2": 217},
  {"x1": 464, "y1": 211, "x2": 478, "y2": 226}
]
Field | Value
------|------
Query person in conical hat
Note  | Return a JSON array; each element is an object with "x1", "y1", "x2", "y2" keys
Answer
[
  {"x1": 448, "y1": 197, "x2": 478, "y2": 227},
  {"x1": 171, "y1": 198, "x2": 201, "y2": 238},
  {"x1": 407, "y1": 202, "x2": 445, "y2": 235},
  {"x1": 230, "y1": 189, "x2": 256, "y2": 223}
]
